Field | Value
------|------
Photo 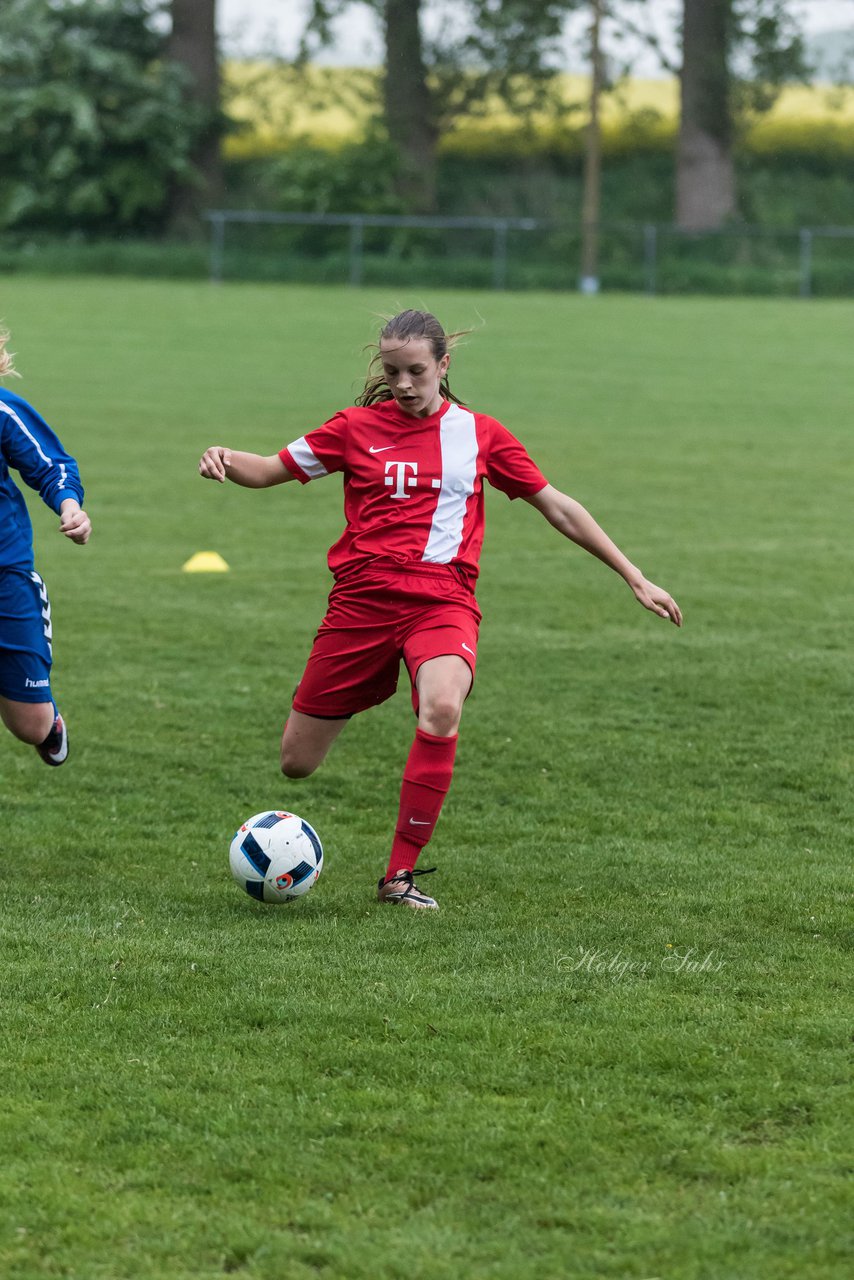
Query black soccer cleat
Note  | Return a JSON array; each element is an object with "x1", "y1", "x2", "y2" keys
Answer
[
  {"x1": 36, "y1": 713, "x2": 68, "y2": 767},
  {"x1": 377, "y1": 867, "x2": 439, "y2": 910}
]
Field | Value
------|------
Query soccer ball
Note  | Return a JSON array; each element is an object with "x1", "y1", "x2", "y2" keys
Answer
[{"x1": 229, "y1": 810, "x2": 323, "y2": 904}]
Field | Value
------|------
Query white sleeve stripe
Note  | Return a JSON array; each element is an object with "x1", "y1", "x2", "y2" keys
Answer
[
  {"x1": 287, "y1": 436, "x2": 329, "y2": 479},
  {"x1": 0, "y1": 398, "x2": 53, "y2": 465}
]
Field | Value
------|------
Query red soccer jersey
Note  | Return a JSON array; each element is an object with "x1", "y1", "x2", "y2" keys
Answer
[{"x1": 279, "y1": 399, "x2": 548, "y2": 586}]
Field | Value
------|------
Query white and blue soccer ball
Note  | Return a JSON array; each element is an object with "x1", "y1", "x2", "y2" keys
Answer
[{"x1": 229, "y1": 810, "x2": 323, "y2": 904}]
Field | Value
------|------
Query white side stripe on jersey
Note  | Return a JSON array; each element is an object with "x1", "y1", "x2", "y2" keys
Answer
[
  {"x1": 0, "y1": 398, "x2": 54, "y2": 465},
  {"x1": 30, "y1": 570, "x2": 53, "y2": 654},
  {"x1": 422, "y1": 404, "x2": 479, "y2": 564},
  {"x1": 287, "y1": 436, "x2": 329, "y2": 480}
]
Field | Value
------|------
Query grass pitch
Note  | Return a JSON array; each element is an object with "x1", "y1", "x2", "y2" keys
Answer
[{"x1": 1, "y1": 279, "x2": 851, "y2": 1279}]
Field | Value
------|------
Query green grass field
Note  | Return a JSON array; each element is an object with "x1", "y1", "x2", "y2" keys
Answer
[{"x1": 1, "y1": 279, "x2": 851, "y2": 1279}]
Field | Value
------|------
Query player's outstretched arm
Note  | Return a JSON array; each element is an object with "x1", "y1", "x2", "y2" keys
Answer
[
  {"x1": 198, "y1": 447, "x2": 294, "y2": 488},
  {"x1": 524, "y1": 484, "x2": 682, "y2": 626}
]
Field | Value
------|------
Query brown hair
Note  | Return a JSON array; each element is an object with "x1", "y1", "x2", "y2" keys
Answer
[
  {"x1": 0, "y1": 328, "x2": 18, "y2": 379},
  {"x1": 356, "y1": 310, "x2": 469, "y2": 407}
]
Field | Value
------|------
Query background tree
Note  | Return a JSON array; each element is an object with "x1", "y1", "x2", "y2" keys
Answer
[
  {"x1": 300, "y1": 1, "x2": 582, "y2": 212},
  {"x1": 167, "y1": 0, "x2": 224, "y2": 228},
  {"x1": 676, "y1": 0, "x2": 733, "y2": 228},
  {"x1": 676, "y1": 0, "x2": 807, "y2": 229},
  {"x1": 382, "y1": 0, "x2": 437, "y2": 210},
  {"x1": 0, "y1": 0, "x2": 203, "y2": 234}
]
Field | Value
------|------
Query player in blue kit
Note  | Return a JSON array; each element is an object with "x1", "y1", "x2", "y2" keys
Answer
[{"x1": 0, "y1": 329, "x2": 91, "y2": 765}]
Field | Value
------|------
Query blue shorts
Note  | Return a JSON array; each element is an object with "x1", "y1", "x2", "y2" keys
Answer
[{"x1": 0, "y1": 568, "x2": 54, "y2": 703}]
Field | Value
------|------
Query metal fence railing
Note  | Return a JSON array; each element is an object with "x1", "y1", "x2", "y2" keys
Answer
[
  {"x1": 204, "y1": 210, "x2": 854, "y2": 298},
  {"x1": 205, "y1": 211, "x2": 542, "y2": 290}
]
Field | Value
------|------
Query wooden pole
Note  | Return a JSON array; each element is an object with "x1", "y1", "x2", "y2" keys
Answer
[{"x1": 579, "y1": 0, "x2": 603, "y2": 293}]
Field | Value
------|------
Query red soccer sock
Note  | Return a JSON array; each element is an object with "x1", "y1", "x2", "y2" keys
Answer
[{"x1": 385, "y1": 728, "x2": 458, "y2": 880}]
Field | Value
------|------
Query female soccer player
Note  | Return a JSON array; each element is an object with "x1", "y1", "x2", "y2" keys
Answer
[
  {"x1": 0, "y1": 329, "x2": 91, "y2": 766},
  {"x1": 199, "y1": 310, "x2": 681, "y2": 910}
]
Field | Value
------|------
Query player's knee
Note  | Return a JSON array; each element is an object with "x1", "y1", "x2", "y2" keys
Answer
[
  {"x1": 1, "y1": 701, "x2": 55, "y2": 745},
  {"x1": 419, "y1": 694, "x2": 463, "y2": 737},
  {"x1": 7, "y1": 723, "x2": 42, "y2": 745},
  {"x1": 280, "y1": 748, "x2": 317, "y2": 779}
]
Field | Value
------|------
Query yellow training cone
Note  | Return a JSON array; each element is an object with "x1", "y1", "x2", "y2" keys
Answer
[{"x1": 182, "y1": 551, "x2": 230, "y2": 573}]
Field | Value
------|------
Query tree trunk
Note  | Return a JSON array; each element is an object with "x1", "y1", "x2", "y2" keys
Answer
[
  {"x1": 382, "y1": 0, "x2": 438, "y2": 212},
  {"x1": 167, "y1": 0, "x2": 222, "y2": 231},
  {"x1": 676, "y1": 0, "x2": 736, "y2": 229}
]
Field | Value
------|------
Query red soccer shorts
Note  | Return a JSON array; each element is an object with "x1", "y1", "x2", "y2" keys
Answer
[{"x1": 291, "y1": 564, "x2": 482, "y2": 719}]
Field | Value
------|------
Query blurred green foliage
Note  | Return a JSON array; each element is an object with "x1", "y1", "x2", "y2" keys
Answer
[
  {"x1": 0, "y1": 0, "x2": 204, "y2": 233},
  {"x1": 227, "y1": 136, "x2": 406, "y2": 217},
  {"x1": 219, "y1": 124, "x2": 854, "y2": 230}
]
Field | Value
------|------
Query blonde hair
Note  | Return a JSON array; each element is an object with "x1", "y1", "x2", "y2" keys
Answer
[
  {"x1": 356, "y1": 310, "x2": 470, "y2": 407},
  {"x1": 0, "y1": 328, "x2": 19, "y2": 378}
]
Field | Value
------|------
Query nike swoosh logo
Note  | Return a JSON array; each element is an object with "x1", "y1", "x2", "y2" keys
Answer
[
  {"x1": 369, "y1": 444, "x2": 396, "y2": 454},
  {"x1": 409, "y1": 818, "x2": 431, "y2": 825},
  {"x1": 461, "y1": 643, "x2": 475, "y2": 655}
]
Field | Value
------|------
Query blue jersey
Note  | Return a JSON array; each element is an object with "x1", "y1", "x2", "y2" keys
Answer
[{"x1": 0, "y1": 388, "x2": 84, "y2": 571}]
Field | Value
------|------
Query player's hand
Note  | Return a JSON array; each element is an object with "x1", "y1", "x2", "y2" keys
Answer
[
  {"x1": 59, "y1": 501, "x2": 91, "y2": 545},
  {"x1": 632, "y1": 578, "x2": 682, "y2": 626},
  {"x1": 199, "y1": 446, "x2": 231, "y2": 482}
]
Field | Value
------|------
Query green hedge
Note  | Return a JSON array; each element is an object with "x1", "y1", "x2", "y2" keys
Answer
[
  {"x1": 219, "y1": 134, "x2": 854, "y2": 230},
  {"x1": 0, "y1": 237, "x2": 208, "y2": 278},
  {"x1": 3, "y1": 229, "x2": 853, "y2": 297}
]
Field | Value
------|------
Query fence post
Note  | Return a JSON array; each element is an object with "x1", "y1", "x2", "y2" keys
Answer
[
  {"x1": 349, "y1": 219, "x2": 364, "y2": 287},
  {"x1": 643, "y1": 223, "x2": 657, "y2": 296},
  {"x1": 799, "y1": 228, "x2": 813, "y2": 299},
  {"x1": 493, "y1": 221, "x2": 508, "y2": 290},
  {"x1": 209, "y1": 214, "x2": 225, "y2": 285}
]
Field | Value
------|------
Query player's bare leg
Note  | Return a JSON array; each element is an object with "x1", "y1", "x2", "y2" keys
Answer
[
  {"x1": 0, "y1": 696, "x2": 55, "y2": 743},
  {"x1": 415, "y1": 654, "x2": 472, "y2": 736},
  {"x1": 378, "y1": 654, "x2": 473, "y2": 909},
  {"x1": 0, "y1": 696, "x2": 68, "y2": 766},
  {"x1": 280, "y1": 709, "x2": 349, "y2": 778}
]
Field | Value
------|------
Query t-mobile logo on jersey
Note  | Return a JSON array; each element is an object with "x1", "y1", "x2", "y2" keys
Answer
[{"x1": 384, "y1": 459, "x2": 418, "y2": 500}]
